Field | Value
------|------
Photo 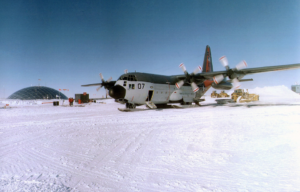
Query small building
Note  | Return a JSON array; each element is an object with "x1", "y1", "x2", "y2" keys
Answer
[
  {"x1": 291, "y1": 84, "x2": 300, "y2": 94},
  {"x1": 75, "y1": 92, "x2": 89, "y2": 103}
]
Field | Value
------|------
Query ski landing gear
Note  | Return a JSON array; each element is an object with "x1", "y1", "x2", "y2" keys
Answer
[
  {"x1": 118, "y1": 103, "x2": 138, "y2": 112},
  {"x1": 126, "y1": 103, "x2": 136, "y2": 109}
]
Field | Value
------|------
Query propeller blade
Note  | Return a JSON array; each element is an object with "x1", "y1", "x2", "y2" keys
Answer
[
  {"x1": 107, "y1": 77, "x2": 112, "y2": 82},
  {"x1": 96, "y1": 85, "x2": 103, "y2": 91},
  {"x1": 213, "y1": 74, "x2": 224, "y2": 84},
  {"x1": 232, "y1": 78, "x2": 241, "y2": 90},
  {"x1": 192, "y1": 66, "x2": 202, "y2": 75},
  {"x1": 191, "y1": 82, "x2": 199, "y2": 92},
  {"x1": 179, "y1": 63, "x2": 187, "y2": 73},
  {"x1": 219, "y1": 56, "x2": 228, "y2": 67},
  {"x1": 99, "y1": 73, "x2": 104, "y2": 81},
  {"x1": 235, "y1": 60, "x2": 247, "y2": 70},
  {"x1": 175, "y1": 80, "x2": 184, "y2": 89}
]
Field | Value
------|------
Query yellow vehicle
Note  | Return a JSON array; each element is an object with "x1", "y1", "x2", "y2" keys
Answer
[
  {"x1": 231, "y1": 89, "x2": 259, "y2": 103},
  {"x1": 218, "y1": 90, "x2": 230, "y2": 98},
  {"x1": 211, "y1": 90, "x2": 219, "y2": 98}
]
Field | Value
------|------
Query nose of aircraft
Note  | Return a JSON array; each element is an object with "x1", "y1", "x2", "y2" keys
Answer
[{"x1": 109, "y1": 85, "x2": 126, "y2": 99}]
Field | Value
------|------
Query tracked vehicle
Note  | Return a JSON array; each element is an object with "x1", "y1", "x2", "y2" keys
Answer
[
  {"x1": 218, "y1": 90, "x2": 230, "y2": 98},
  {"x1": 231, "y1": 89, "x2": 259, "y2": 103},
  {"x1": 211, "y1": 91, "x2": 219, "y2": 98}
]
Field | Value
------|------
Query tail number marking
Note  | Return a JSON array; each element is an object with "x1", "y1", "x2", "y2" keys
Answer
[{"x1": 138, "y1": 83, "x2": 145, "y2": 89}]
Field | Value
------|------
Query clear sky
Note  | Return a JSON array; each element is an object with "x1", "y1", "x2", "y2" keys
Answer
[{"x1": 1, "y1": 0, "x2": 300, "y2": 98}]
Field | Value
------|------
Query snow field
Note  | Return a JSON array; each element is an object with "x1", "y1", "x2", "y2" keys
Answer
[{"x1": 1, "y1": 86, "x2": 300, "y2": 191}]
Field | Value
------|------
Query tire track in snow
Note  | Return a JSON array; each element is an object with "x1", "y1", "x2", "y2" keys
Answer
[
  {"x1": 1, "y1": 119, "x2": 122, "y2": 189},
  {"x1": 16, "y1": 142, "x2": 120, "y2": 189},
  {"x1": 11, "y1": 122, "x2": 156, "y2": 190}
]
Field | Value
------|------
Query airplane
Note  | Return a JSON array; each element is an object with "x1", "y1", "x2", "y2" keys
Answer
[{"x1": 82, "y1": 45, "x2": 300, "y2": 110}]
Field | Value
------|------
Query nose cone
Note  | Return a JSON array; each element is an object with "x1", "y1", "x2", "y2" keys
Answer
[{"x1": 109, "y1": 85, "x2": 126, "y2": 99}]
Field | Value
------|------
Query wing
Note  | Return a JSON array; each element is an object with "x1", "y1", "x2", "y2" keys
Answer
[
  {"x1": 195, "y1": 63, "x2": 300, "y2": 79},
  {"x1": 81, "y1": 83, "x2": 103, "y2": 87},
  {"x1": 237, "y1": 63, "x2": 300, "y2": 75},
  {"x1": 81, "y1": 81, "x2": 116, "y2": 87}
]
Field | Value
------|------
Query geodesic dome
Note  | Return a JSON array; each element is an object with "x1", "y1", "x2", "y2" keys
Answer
[{"x1": 7, "y1": 86, "x2": 68, "y2": 100}]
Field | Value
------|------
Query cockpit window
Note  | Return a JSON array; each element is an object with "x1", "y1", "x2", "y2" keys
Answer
[
  {"x1": 118, "y1": 76, "x2": 126, "y2": 80},
  {"x1": 118, "y1": 75, "x2": 137, "y2": 81},
  {"x1": 128, "y1": 75, "x2": 137, "y2": 81}
]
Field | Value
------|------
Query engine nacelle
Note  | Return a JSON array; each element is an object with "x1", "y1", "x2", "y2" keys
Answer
[{"x1": 212, "y1": 81, "x2": 232, "y2": 90}]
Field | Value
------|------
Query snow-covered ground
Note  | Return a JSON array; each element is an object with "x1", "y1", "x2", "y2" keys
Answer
[{"x1": 1, "y1": 86, "x2": 300, "y2": 192}]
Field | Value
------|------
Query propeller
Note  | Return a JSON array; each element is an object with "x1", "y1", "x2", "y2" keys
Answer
[
  {"x1": 97, "y1": 73, "x2": 112, "y2": 97},
  {"x1": 213, "y1": 56, "x2": 247, "y2": 89},
  {"x1": 175, "y1": 63, "x2": 202, "y2": 92}
]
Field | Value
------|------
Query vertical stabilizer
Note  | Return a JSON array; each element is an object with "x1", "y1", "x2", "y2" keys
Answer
[
  {"x1": 194, "y1": 45, "x2": 214, "y2": 100},
  {"x1": 202, "y1": 45, "x2": 213, "y2": 72}
]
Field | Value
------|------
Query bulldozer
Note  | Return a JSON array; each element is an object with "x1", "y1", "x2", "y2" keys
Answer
[
  {"x1": 231, "y1": 89, "x2": 259, "y2": 103},
  {"x1": 218, "y1": 90, "x2": 230, "y2": 98},
  {"x1": 211, "y1": 90, "x2": 219, "y2": 98}
]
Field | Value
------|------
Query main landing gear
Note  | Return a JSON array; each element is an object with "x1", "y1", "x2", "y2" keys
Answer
[{"x1": 126, "y1": 103, "x2": 136, "y2": 109}]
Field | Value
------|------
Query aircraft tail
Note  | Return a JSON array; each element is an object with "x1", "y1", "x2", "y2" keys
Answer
[
  {"x1": 202, "y1": 45, "x2": 213, "y2": 72},
  {"x1": 194, "y1": 45, "x2": 214, "y2": 100}
]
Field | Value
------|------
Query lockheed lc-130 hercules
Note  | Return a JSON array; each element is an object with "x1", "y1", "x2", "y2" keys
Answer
[{"x1": 82, "y1": 45, "x2": 300, "y2": 110}]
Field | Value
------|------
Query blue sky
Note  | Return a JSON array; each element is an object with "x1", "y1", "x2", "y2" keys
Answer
[{"x1": 1, "y1": 0, "x2": 300, "y2": 98}]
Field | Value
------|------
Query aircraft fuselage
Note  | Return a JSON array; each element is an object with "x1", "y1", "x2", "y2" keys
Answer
[{"x1": 109, "y1": 73, "x2": 200, "y2": 105}]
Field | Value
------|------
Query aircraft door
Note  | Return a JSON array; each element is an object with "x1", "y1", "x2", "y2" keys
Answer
[{"x1": 146, "y1": 90, "x2": 154, "y2": 101}]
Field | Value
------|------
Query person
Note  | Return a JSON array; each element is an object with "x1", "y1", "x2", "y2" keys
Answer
[{"x1": 69, "y1": 97, "x2": 74, "y2": 106}]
